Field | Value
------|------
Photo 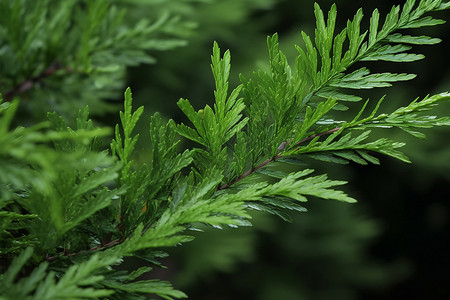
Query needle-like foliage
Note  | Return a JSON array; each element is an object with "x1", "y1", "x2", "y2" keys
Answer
[
  {"x1": 0, "y1": 0, "x2": 191, "y2": 120},
  {"x1": 1, "y1": 0, "x2": 450, "y2": 299}
]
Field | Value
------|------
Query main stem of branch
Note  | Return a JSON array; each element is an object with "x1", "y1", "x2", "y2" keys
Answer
[
  {"x1": 3, "y1": 62, "x2": 66, "y2": 101},
  {"x1": 218, "y1": 154, "x2": 282, "y2": 190},
  {"x1": 293, "y1": 126, "x2": 342, "y2": 147},
  {"x1": 45, "y1": 237, "x2": 124, "y2": 262},
  {"x1": 218, "y1": 126, "x2": 342, "y2": 190}
]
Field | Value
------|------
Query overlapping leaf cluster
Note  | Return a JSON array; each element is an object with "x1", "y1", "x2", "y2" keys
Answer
[
  {"x1": 0, "y1": 0, "x2": 191, "y2": 120},
  {"x1": 1, "y1": 0, "x2": 450, "y2": 299}
]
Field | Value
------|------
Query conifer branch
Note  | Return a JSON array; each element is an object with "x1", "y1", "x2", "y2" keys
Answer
[
  {"x1": 2, "y1": 1, "x2": 450, "y2": 299},
  {"x1": 218, "y1": 126, "x2": 344, "y2": 190}
]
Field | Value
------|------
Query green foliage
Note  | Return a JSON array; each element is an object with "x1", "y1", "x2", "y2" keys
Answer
[
  {"x1": 177, "y1": 42, "x2": 248, "y2": 176},
  {"x1": 0, "y1": 0, "x2": 191, "y2": 120},
  {"x1": 1, "y1": 0, "x2": 450, "y2": 299}
]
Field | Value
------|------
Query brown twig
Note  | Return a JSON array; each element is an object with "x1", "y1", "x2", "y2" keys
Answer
[
  {"x1": 3, "y1": 62, "x2": 66, "y2": 101},
  {"x1": 293, "y1": 126, "x2": 342, "y2": 148},
  {"x1": 45, "y1": 238, "x2": 124, "y2": 262},
  {"x1": 218, "y1": 154, "x2": 282, "y2": 190},
  {"x1": 217, "y1": 126, "x2": 343, "y2": 190},
  {"x1": 46, "y1": 213, "x2": 126, "y2": 262}
]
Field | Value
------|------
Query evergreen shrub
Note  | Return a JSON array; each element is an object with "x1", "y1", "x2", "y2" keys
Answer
[{"x1": 1, "y1": 0, "x2": 450, "y2": 298}]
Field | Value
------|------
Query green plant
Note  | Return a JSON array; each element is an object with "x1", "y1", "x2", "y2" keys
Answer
[
  {"x1": 0, "y1": 0, "x2": 195, "y2": 121},
  {"x1": 1, "y1": 0, "x2": 450, "y2": 299}
]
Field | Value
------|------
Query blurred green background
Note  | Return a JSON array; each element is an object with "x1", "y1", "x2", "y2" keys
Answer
[
  {"x1": 118, "y1": 1, "x2": 450, "y2": 298},
  {"x1": 9, "y1": 0, "x2": 450, "y2": 299}
]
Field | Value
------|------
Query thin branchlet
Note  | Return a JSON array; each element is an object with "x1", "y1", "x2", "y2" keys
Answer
[
  {"x1": 218, "y1": 126, "x2": 343, "y2": 190},
  {"x1": 3, "y1": 62, "x2": 67, "y2": 101}
]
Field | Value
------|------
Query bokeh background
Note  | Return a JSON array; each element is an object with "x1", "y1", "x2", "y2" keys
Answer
[
  {"x1": 118, "y1": 1, "x2": 450, "y2": 299},
  {"x1": 9, "y1": 0, "x2": 450, "y2": 299}
]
